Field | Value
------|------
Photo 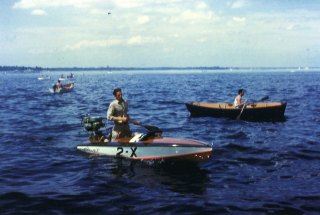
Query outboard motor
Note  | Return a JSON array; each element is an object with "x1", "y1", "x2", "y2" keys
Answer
[{"x1": 81, "y1": 115, "x2": 109, "y2": 143}]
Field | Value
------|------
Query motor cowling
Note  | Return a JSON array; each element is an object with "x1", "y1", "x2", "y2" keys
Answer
[
  {"x1": 82, "y1": 116, "x2": 104, "y2": 132},
  {"x1": 81, "y1": 115, "x2": 109, "y2": 143}
]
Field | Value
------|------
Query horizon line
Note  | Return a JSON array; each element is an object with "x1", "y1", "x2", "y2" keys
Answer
[{"x1": 0, "y1": 65, "x2": 318, "y2": 71}]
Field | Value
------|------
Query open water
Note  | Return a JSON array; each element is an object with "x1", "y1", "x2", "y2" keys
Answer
[{"x1": 0, "y1": 69, "x2": 319, "y2": 214}]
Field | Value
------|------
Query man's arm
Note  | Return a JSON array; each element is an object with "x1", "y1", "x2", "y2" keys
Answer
[
  {"x1": 107, "y1": 103, "x2": 114, "y2": 121},
  {"x1": 107, "y1": 103, "x2": 129, "y2": 122}
]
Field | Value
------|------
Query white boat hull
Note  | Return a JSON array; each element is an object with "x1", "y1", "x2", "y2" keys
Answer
[
  {"x1": 77, "y1": 138, "x2": 212, "y2": 162},
  {"x1": 38, "y1": 76, "x2": 50, "y2": 80}
]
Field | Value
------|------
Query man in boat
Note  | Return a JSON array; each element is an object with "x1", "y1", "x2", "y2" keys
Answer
[
  {"x1": 234, "y1": 89, "x2": 245, "y2": 108},
  {"x1": 107, "y1": 88, "x2": 140, "y2": 140},
  {"x1": 68, "y1": 73, "x2": 74, "y2": 78},
  {"x1": 53, "y1": 80, "x2": 63, "y2": 92}
]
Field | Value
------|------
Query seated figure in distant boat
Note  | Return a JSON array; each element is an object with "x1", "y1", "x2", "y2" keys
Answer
[
  {"x1": 67, "y1": 73, "x2": 74, "y2": 79},
  {"x1": 55, "y1": 80, "x2": 62, "y2": 89},
  {"x1": 53, "y1": 80, "x2": 62, "y2": 92},
  {"x1": 234, "y1": 89, "x2": 245, "y2": 108}
]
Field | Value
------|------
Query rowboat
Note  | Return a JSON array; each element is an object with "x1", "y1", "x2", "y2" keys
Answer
[
  {"x1": 49, "y1": 83, "x2": 75, "y2": 93},
  {"x1": 77, "y1": 116, "x2": 213, "y2": 162},
  {"x1": 186, "y1": 102, "x2": 287, "y2": 121}
]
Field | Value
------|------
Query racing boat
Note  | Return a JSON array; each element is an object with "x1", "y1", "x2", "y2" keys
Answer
[
  {"x1": 49, "y1": 83, "x2": 74, "y2": 93},
  {"x1": 77, "y1": 116, "x2": 213, "y2": 162}
]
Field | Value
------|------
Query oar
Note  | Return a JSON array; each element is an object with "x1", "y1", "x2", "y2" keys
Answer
[
  {"x1": 236, "y1": 96, "x2": 269, "y2": 120},
  {"x1": 131, "y1": 120, "x2": 162, "y2": 132},
  {"x1": 141, "y1": 124, "x2": 162, "y2": 132},
  {"x1": 236, "y1": 100, "x2": 247, "y2": 120},
  {"x1": 255, "y1": 95, "x2": 269, "y2": 102}
]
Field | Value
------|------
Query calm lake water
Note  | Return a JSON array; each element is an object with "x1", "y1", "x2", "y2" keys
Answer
[{"x1": 0, "y1": 69, "x2": 319, "y2": 214}]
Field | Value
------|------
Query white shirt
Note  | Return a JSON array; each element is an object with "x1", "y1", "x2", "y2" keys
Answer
[
  {"x1": 234, "y1": 95, "x2": 242, "y2": 107},
  {"x1": 107, "y1": 99, "x2": 129, "y2": 124}
]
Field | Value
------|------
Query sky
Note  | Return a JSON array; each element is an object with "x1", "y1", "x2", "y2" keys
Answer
[{"x1": 0, "y1": 0, "x2": 320, "y2": 67}]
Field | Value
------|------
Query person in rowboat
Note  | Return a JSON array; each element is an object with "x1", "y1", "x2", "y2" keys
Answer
[
  {"x1": 234, "y1": 89, "x2": 245, "y2": 108},
  {"x1": 56, "y1": 80, "x2": 62, "y2": 88},
  {"x1": 107, "y1": 88, "x2": 140, "y2": 140},
  {"x1": 53, "y1": 80, "x2": 62, "y2": 92}
]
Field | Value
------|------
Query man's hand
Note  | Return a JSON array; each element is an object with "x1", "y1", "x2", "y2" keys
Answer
[{"x1": 121, "y1": 117, "x2": 129, "y2": 122}]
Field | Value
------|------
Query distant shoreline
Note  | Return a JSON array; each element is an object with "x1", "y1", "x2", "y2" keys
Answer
[{"x1": 0, "y1": 66, "x2": 318, "y2": 72}]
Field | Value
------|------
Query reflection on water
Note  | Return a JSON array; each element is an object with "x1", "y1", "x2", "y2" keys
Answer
[{"x1": 106, "y1": 158, "x2": 210, "y2": 195}]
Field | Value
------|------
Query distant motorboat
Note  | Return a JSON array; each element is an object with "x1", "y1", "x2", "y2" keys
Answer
[
  {"x1": 67, "y1": 73, "x2": 75, "y2": 79},
  {"x1": 59, "y1": 74, "x2": 66, "y2": 81},
  {"x1": 38, "y1": 75, "x2": 51, "y2": 80}
]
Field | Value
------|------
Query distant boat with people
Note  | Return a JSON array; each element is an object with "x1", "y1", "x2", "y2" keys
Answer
[
  {"x1": 37, "y1": 74, "x2": 51, "y2": 80},
  {"x1": 58, "y1": 74, "x2": 66, "y2": 81},
  {"x1": 67, "y1": 73, "x2": 75, "y2": 79},
  {"x1": 49, "y1": 83, "x2": 75, "y2": 94}
]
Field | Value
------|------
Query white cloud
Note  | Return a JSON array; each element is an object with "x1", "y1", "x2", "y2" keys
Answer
[
  {"x1": 169, "y1": 10, "x2": 215, "y2": 24},
  {"x1": 89, "y1": 8, "x2": 107, "y2": 15},
  {"x1": 197, "y1": 37, "x2": 207, "y2": 43},
  {"x1": 233, "y1": 16, "x2": 246, "y2": 22},
  {"x1": 196, "y1": 1, "x2": 208, "y2": 10},
  {"x1": 229, "y1": 0, "x2": 247, "y2": 9},
  {"x1": 63, "y1": 36, "x2": 163, "y2": 51},
  {"x1": 286, "y1": 23, "x2": 295, "y2": 31},
  {"x1": 114, "y1": 0, "x2": 144, "y2": 9},
  {"x1": 127, "y1": 35, "x2": 162, "y2": 45},
  {"x1": 63, "y1": 38, "x2": 122, "y2": 51},
  {"x1": 13, "y1": 0, "x2": 108, "y2": 9},
  {"x1": 12, "y1": 0, "x2": 202, "y2": 12},
  {"x1": 137, "y1": 15, "x2": 150, "y2": 25},
  {"x1": 31, "y1": 9, "x2": 47, "y2": 16},
  {"x1": 127, "y1": 36, "x2": 145, "y2": 45}
]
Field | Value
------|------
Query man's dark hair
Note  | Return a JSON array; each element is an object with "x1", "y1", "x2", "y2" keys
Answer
[
  {"x1": 113, "y1": 88, "x2": 122, "y2": 96},
  {"x1": 238, "y1": 89, "x2": 244, "y2": 95}
]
